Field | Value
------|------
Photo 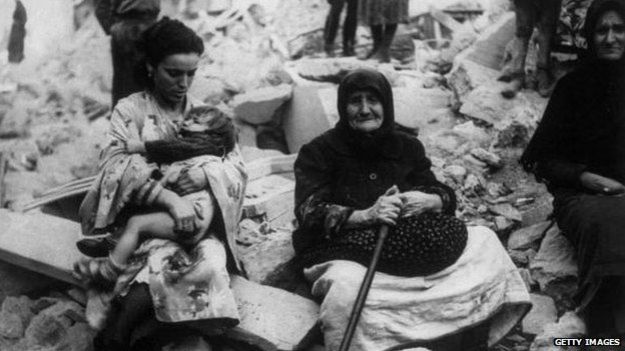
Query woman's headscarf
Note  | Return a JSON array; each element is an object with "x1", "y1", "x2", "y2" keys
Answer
[
  {"x1": 520, "y1": 0, "x2": 625, "y2": 178},
  {"x1": 334, "y1": 69, "x2": 401, "y2": 159}
]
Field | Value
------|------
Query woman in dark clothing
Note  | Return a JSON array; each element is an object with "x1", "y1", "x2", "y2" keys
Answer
[
  {"x1": 359, "y1": 0, "x2": 409, "y2": 62},
  {"x1": 294, "y1": 69, "x2": 531, "y2": 351},
  {"x1": 521, "y1": 0, "x2": 625, "y2": 337},
  {"x1": 7, "y1": 0, "x2": 26, "y2": 64},
  {"x1": 323, "y1": 0, "x2": 359, "y2": 57}
]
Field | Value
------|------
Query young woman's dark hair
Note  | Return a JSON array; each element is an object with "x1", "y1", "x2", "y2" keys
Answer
[{"x1": 136, "y1": 17, "x2": 205, "y2": 89}]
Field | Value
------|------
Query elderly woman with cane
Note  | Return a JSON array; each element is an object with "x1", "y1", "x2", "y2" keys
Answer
[{"x1": 294, "y1": 68, "x2": 531, "y2": 351}]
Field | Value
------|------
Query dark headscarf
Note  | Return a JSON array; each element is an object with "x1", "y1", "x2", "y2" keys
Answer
[
  {"x1": 520, "y1": 0, "x2": 625, "y2": 181},
  {"x1": 334, "y1": 68, "x2": 402, "y2": 159}
]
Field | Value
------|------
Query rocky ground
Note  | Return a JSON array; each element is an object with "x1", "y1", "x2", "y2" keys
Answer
[{"x1": 0, "y1": 0, "x2": 594, "y2": 350}]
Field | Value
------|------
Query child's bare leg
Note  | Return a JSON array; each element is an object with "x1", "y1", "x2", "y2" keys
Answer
[{"x1": 110, "y1": 212, "x2": 178, "y2": 266}]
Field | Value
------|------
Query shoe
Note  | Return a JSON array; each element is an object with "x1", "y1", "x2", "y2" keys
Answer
[
  {"x1": 324, "y1": 43, "x2": 336, "y2": 57},
  {"x1": 535, "y1": 67, "x2": 554, "y2": 97},
  {"x1": 500, "y1": 72, "x2": 525, "y2": 99},
  {"x1": 77, "y1": 236, "x2": 116, "y2": 257}
]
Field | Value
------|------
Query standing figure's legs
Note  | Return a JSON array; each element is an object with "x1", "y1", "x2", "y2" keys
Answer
[
  {"x1": 535, "y1": 0, "x2": 562, "y2": 97},
  {"x1": 324, "y1": 0, "x2": 347, "y2": 57},
  {"x1": 500, "y1": 0, "x2": 536, "y2": 98},
  {"x1": 368, "y1": 25, "x2": 383, "y2": 59},
  {"x1": 342, "y1": 0, "x2": 359, "y2": 56}
]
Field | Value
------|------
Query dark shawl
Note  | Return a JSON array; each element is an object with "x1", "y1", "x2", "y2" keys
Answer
[
  {"x1": 293, "y1": 69, "x2": 456, "y2": 263},
  {"x1": 520, "y1": 0, "x2": 625, "y2": 191}
]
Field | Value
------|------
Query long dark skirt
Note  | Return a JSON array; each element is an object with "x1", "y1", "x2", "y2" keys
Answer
[{"x1": 555, "y1": 192, "x2": 625, "y2": 333}]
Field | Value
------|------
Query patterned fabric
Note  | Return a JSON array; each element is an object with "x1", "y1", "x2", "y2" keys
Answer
[
  {"x1": 80, "y1": 92, "x2": 248, "y2": 324},
  {"x1": 359, "y1": 0, "x2": 409, "y2": 25},
  {"x1": 304, "y1": 226, "x2": 532, "y2": 351},
  {"x1": 301, "y1": 213, "x2": 468, "y2": 277}
]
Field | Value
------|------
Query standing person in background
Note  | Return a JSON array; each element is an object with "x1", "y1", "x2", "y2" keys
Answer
[
  {"x1": 359, "y1": 0, "x2": 408, "y2": 63},
  {"x1": 323, "y1": 0, "x2": 359, "y2": 57},
  {"x1": 95, "y1": 0, "x2": 160, "y2": 107},
  {"x1": 7, "y1": 0, "x2": 27, "y2": 64},
  {"x1": 498, "y1": 0, "x2": 562, "y2": 98}
]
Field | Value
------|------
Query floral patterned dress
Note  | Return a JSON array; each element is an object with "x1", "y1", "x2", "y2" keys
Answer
[{"x1": 79, "y1": 91, "x2": 248, "y2": 325}]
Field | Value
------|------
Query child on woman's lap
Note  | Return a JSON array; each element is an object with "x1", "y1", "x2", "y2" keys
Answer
[{"x1": 74, "y1": 106, "x2": 235, "y2": 287}]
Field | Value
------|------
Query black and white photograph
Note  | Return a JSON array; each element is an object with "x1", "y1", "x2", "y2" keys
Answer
[{"x1": 0, "y1": 0, "x2": 622, "y2": 350}]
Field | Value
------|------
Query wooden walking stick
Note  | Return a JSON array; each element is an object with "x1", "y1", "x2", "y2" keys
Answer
[{"x1": 338, "y1": 224, "x2": 390, "y2": 351}]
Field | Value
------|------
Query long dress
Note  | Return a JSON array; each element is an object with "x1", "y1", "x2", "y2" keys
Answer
[
  {"x1": 359, "y1": 0, "x2": 409, "y2": 26},
  {"x1": 79, "y1": 91, "x2": 248, "y2": 325}
]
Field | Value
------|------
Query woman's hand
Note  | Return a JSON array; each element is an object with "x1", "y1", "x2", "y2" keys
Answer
[
  {"x1": 172, "y1": 168, "x2": 208, "y2": 196},
  {"x1": 580, "y1": 172, "x2": 625, "y2": 195},
  {"x1": 399, "y1": 191, "x2": 443, "y2": 217},
  {"x1": 359, "y1": 185, "x2": 403, "y2": 226}
]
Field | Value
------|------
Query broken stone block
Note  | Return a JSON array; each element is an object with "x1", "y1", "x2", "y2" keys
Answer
[
  {"x1": 522, "y1": 294, "x2": 557, "y2": 336},
  {"x1": 489, "y1": 203, "x2": 522, "y2": 222},
  {"x1": 238, "y1": 227, "x2": 295, "y2": 285},
  {"x1": 529, "y1": 225, "x2": 578, "y2": 306},
  {"x1": 460, "y1": 84, "x2": 547, "y2": 127},
  {"x1": 443, "y1": 164, "x2": 467, "y2": 184},
  {"x1": 0, "y1": 311, "x2": 25, "y2": 339},
  {"x1": 519, "y1": 196, "x2": 554, "y2": 227},
  {"x1": 447, "y1": 59, "x2": 499, "y2": 110},
  {"x1": 508, "y1": 221, "x2": 552, "y2": 251},
  {"x1": 509, "y1": 249, "x2": 537, "y2": 267},
  {"x1": 283, "y1": 85, "x2": 335, "y2": 154},
  {"x1": 233, "y1": 84, "x2": 293, "y2": 125},
  {"x1": 0, "y1": 105, "x2": 30, "y2": 139},
  {"x1": 1, "y1": 296, "x2": 34, "y2": 332},
  {"x1": 530, "y1": 312, "x2": 586, "y2": 351},
  {"x1": 517, "y1": 268, "x2": 535, "y2": 290},
  {"x1": 462, "y1": 12, "x2": 516, "y2": 71},
  {"x1": 230, "y1": 275, "x2": 319, "y2": 351},
  {"x1": 470, "y1": 148, "x2": 503, "y2": 169},
  {"x1": 24, "y1": 313, "x2": 67, "y2": 349}
]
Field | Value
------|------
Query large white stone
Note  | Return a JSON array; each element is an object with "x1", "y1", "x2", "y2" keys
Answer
[
  {"x1": 522, "y1": 293, "x2": 557, "y2": 336},
  {"x1": 529, "y1": 225, "x2": 578, "y2": 303},
  {"x1": 233, "y1": 84, "x2": 293, "y2": 125},
  {"x1": 508, "y1": 221, "x2": 552, "y2": 251}
]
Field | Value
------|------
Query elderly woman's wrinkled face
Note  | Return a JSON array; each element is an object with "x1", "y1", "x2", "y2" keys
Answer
[
  {"x1": 593, "y1": 10, "x2": 625, "y2": 61},
  {"x1": 149, "y1": 53, "x2": 200, "y2": 106},
  {"x1": 346, "y1": 89, "x2": 384, "y2": 133}
]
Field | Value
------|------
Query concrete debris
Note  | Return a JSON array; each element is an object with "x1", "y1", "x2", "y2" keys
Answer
[
  {"x1": 522, "y1": 293, "x2": 558, "y2": 336},
  {"x1": 530, "y1": 225, "x2": 578, "y2": 308},
  {"x1": 508, "y1": 221, "x2": 552, "y2": 251},
  {"x1": 233, "y1": 84, "x2": 293, "y2": 125},
  {"x1": 489, "y1": 203, "x2": 522, "y2": 222},
  {"x1": 470, "y1": 148, "x2": 503, "y2": 169},
  {"x1": 530, "y1": 312, "x2": 586, "y2": 351}
]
